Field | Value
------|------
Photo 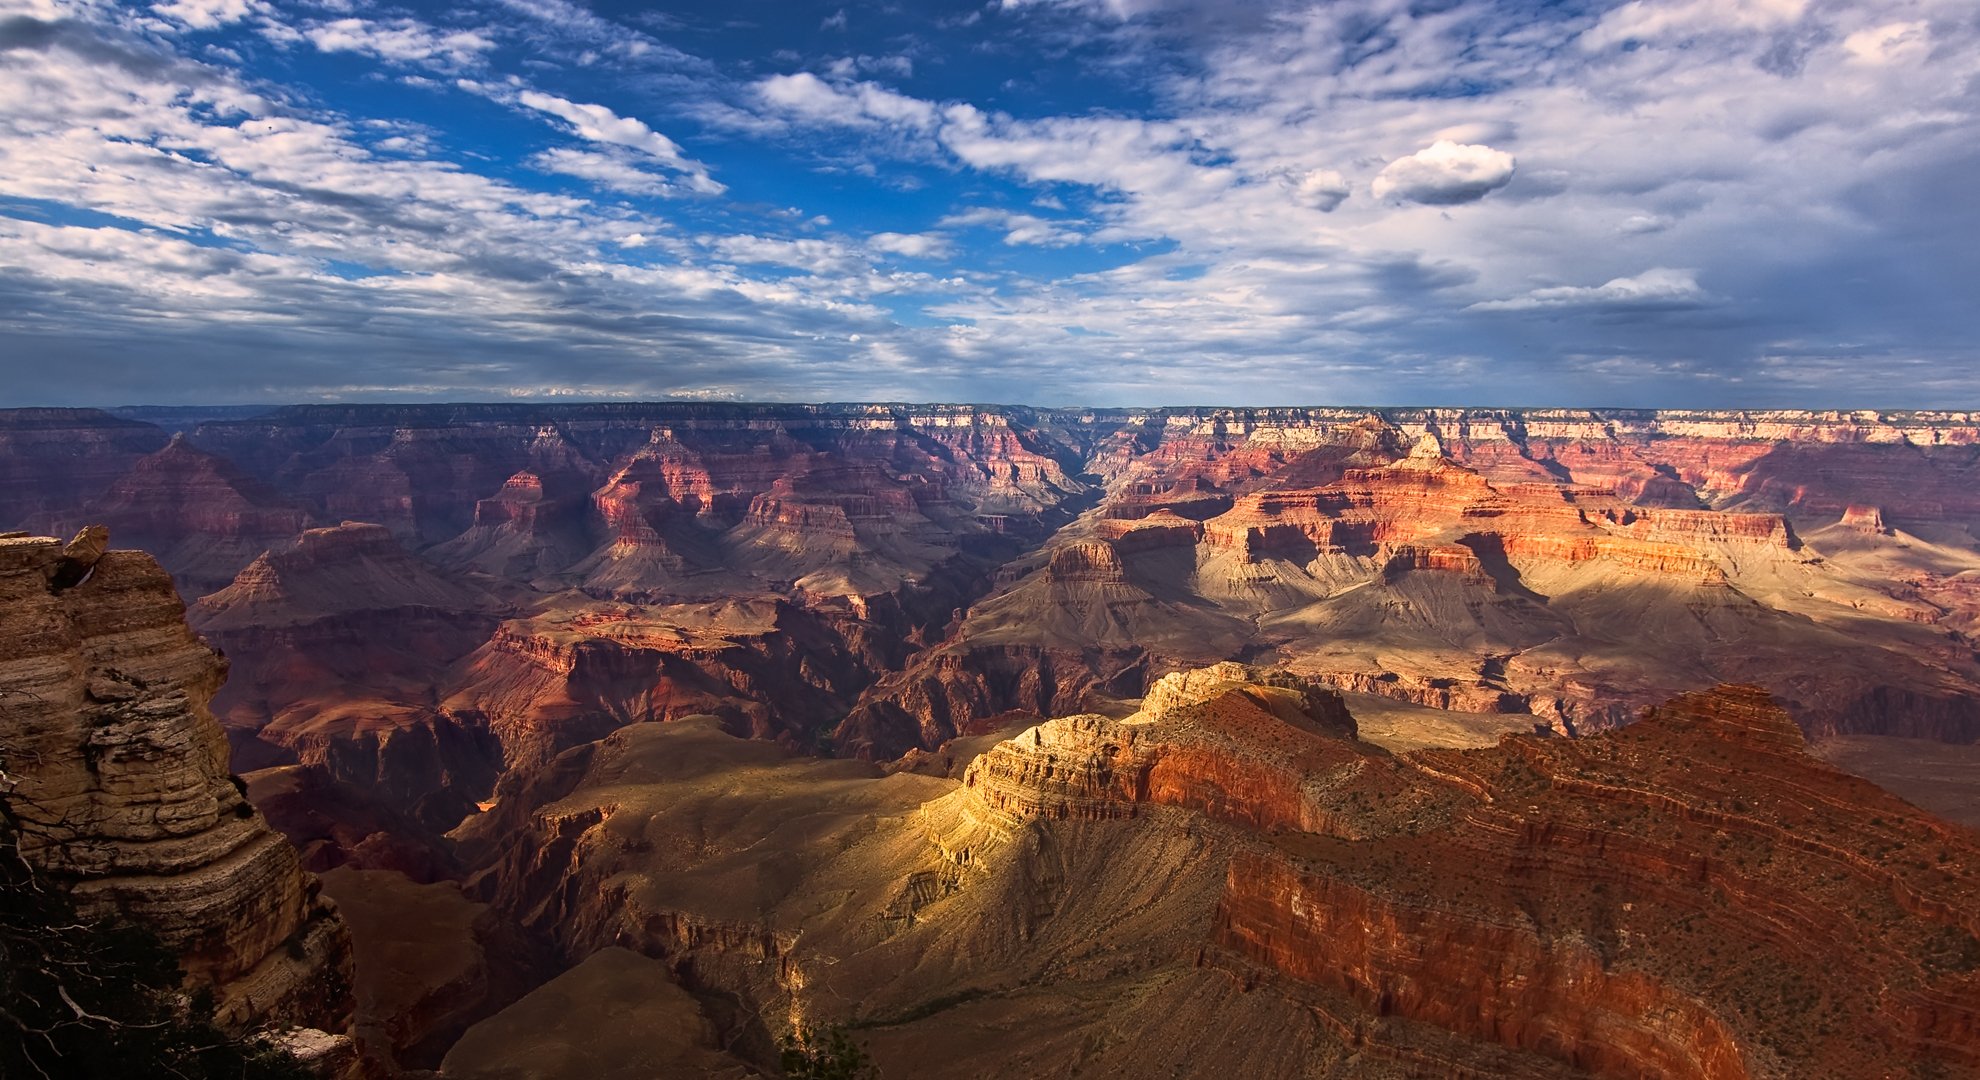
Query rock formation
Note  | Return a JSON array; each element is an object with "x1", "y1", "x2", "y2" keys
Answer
[
  {"x1": 462, "y1": 666, "x2": 1980, "y2": 1078},
  {"x1": 0, "y1": 531, "x2": 355, "y2": 1039},
  {"x1": 9, "y1": 405, "x2": 1980, "y2": 1076},
  {"x1": 45, "y1": 433, "x2": 314, "y2": 594}
]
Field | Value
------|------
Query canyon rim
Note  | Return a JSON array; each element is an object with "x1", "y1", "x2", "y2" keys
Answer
[{"x1": 8, "y1": 0, "x2": 1980, "y2": 1075}]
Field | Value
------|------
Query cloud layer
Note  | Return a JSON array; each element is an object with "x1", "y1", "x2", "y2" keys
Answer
[{"x1": 0, "y1": 0, "x2": 1977, "y2": 407}]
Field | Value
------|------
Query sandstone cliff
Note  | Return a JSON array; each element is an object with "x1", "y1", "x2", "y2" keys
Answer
[
  {"x1": 0, "y1": 532, "x2": 355, "y2": 1040},
  {"x1": 462, "y1": 666, "x2": 1980, "y2": 1078}
]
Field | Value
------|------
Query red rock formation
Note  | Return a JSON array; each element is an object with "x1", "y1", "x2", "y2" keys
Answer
[
  {"x1": 1840, "y1": 504, "x2": 1891, "y2": 534},
  {"x1": 968, "y1": 676, "x2": 1980, "y2": 1078},
  {"x1": 432, "y1": 469, "x2": 595, "y2": 579},
  {"x1": 464, "y1": 668, "x2": 1980, "y2": 1078},
  {"x1": 11, "y1": 403, "x2": 1980, "y2": 775},
  {"x1": 445, "y1": 595, "x2": 904, "y2": 767},
  {"x1": 0, "y1": 408, "x2": 169, "y2": 526}
]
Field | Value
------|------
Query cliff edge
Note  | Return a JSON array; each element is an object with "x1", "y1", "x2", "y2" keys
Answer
[{"x1": 0, "y1": 530, "x2": 356, "y2": 1044}]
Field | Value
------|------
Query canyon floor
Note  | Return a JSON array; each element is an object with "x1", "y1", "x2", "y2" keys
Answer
[{"x1": 5, "y1": 403, "x2": 1980, "y2": 1077}]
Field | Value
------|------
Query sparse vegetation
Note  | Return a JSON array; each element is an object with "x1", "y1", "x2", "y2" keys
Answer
[
  {"x1": 780, "y1": 1023, "x2": 881, "y2": 1080},
  {"x1": 0, "y1": 780, "x2": 309, "y2": 1080}
]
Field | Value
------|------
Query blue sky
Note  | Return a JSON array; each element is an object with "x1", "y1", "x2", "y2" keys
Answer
[{"x1": 0, "y1": 0, "x2": 1977, "y2": 406}]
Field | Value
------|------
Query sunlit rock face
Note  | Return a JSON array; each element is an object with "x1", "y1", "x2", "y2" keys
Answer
[
  {"x1": 9, "y1": 405, "x2": 1980, "y2": 954},
  {"x1": 844, "y1": 407, "x2": 1980, "y2": 756},
  {"x1": 0, "y1": 533, "x2": 355, "y2": 1037},
  {"x1": 462, "y1": 667, "x2": 1980, "y2": 1078},
  {"x1": 9, "y1": 395, "x2": 1980, "y2": 1077}
]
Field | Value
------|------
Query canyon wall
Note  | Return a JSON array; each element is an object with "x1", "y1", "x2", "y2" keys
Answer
[
  {"x1": 7, "y1": 402, "x2": 1980, "y2": 878},
  {"x1": 463, "y1": 665, "x2": 1980, "y2": 1077},
  {"x1": 0, "y1": 531, "x2": 355, "y2": 1041}
]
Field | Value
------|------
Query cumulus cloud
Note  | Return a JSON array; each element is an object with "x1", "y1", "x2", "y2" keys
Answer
[
  {"x1": 1370, "y1": 141, "x2": 1516, "y2": 205},
  {"x1": 5, "y1": 0, "x2": 1980, "y2": 407},
  {"x1": 302, "y1": 18, "x2": 495, "y2": 68},
  {"x1": 516, "y1": 91, "x2": 723, "y2": 194},
  {"x1": 1843, "y1": 21, "x2": 1929, "y2": 64},
  {"x1": 868, "y1": 231, "x2": 952, "y2": 258},
  {"x1": 754, "y1": 72, "x2": 938, "y2": 130},
  {"x1": 940, "y1": 208, "x2": 1083, "y2": 247},
  {"x1": 1290, "y1": 168, "x2": 1350, "y2": 211},
  {"x1": 706, "y1": 234, "x2": 870, "y2": 276},
  {"x1": 151, "y1": 0, "x2": 263, "y2": 31},
  {"x1": 530, "y1": 147, "x2": 678, "y2": 196},
  {"x1": 1467, "y1": 269, "x2": 1711, "y2": 313}
]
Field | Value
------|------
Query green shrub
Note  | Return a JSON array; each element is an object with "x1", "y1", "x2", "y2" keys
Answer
[{"x1": 780, "y1": 1023, "x2": 880, "y2": 1080}]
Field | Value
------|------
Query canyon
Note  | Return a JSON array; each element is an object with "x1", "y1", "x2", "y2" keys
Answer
[{"x1": 4, "y1": 402, "x2": 1980, "y2": 1077}]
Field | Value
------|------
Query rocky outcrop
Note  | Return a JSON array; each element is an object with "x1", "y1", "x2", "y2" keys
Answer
[
  {"x1": 445, "y1": 594, "x2": 906, "y2": 765},
  {"x1": 192, "y1": 521, "x2": 500, "y2": 630},
  {"x1": 466, "y1": 669, "x2": 1980, "y2": 1078},
  {"x1": 430, "y1": 469, "x2": 595, "y2": 580},
  {"x1": 1840, "y1": 503, "x2": 1891, "y2": 534},
  {"x1": 857, "y1": 408, "x2": 1980, "y2": 752},
  {"x1": 964, "y1": 676, "x2": 1980, "y2": 1078},
  {"x1": 0, "y1": 533, "x2": 355, "y2": 1037},
  {"x1": 962, "y1": 665, "x2": 1395, "y2": 834},
  {"x1": 12, "y1": 403, "x2": 1980, "y2": 818}
]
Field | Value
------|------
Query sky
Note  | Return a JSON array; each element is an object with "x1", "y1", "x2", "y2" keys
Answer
[{"x1": 0, "y1": 0, "x2": 1977, "y2": 407}]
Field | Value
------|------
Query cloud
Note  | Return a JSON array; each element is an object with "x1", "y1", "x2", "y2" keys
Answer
[
  {"x1": 1290, "y1": 168, "x2": 1350, "y2": 211},
  {"x1": 706, "y1": 234, "x2": 869, "y2": 276},
  {"x1": 482, "y1": 0, "x2": 702, "y2": 69},
  {"x1": 1371, "y1": 141, "x2": 1516, "y2": 205},
  {"x1": 516, "y1": 90, "x2": 723, "y2": 194},
  {"x1": 150, "y1": 0, "x2": 262, "y2": 31},
  {"x1": 302, "y1": 18, "x2": 495, "y2": 69},
  {"x1": 1581, "y1": 0, "x2": 1807, "y2": 50},
  {"x1": 940, "y1": 207, "x2": 1083, "y2": 247},
  {"x1": 5, "y1": 0, "x2": 1980, "y2": 408},
  {"x1": 1467, "y1": 269, "x2": 1711, "y2": 313},
  {"x1": 1843, "y1": 21, "x2": 1929, "y2": 64},
  {"x1": 868, "y1": 231, "x2": 952, "y2": 258},
  {"x1": 530, "y1": 147, "x2": 678, "y2": 196},
  {"x1": 754, "y1": 72, "x2": 939, "y2": 130}
]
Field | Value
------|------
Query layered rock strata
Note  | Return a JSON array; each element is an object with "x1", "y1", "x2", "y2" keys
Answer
[
  {"x1": 0, "y1": 532, "x2": 355, "y2": 1036},
  {"x1": 468, "y1": 667, "x2": 1980, "y2": 1078}
]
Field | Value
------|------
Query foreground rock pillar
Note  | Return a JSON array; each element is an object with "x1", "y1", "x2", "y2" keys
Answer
[{"x1": 0, "y1": 532, "x2": 356, "y2": 1039}]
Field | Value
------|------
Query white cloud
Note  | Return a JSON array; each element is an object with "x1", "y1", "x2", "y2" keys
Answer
[
  {"x1": 303, "y1": 18, "x2": 495, "y2": 68},
  {"x1": 516, "y1": 90, "x2": 723, "y2": 194},
  {"x1": 1581, "y1": 0, "x2": 1807, "y2": 50},
  {"x1": 1370, "y1": 141, "x2": 1516, "y2": 205},
  {"x1": 1467, "y1": 268, "x2": 1710, "y2": 312},
  {"x1": 707, "y1": 235, "x2": 869, "y2": 276},
  {"x1": 1843, "y1": 21, "x2": 1930, "y2": 64},
  {"x1": 940, "y1": 208, "x2": 1083, "y2": 247},
  {"x1": 151, "y1": 0, "x2": 263, "y2": 30},
  {"x1": 1290, "y1": 168, "x2": 1350, "y2": 211},
  {"x1": 754, "y1": 72, "x2": 939, "y2": 130},
  {"x1": 868, "y1": 231, "x2": 952, "y2": 258},
  {"x1": 530, "y1": 147, "x2": 679, "y2": 196},
  {"x1": 7, "y1": 0, "x2": 1980, "y2": 407}
]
